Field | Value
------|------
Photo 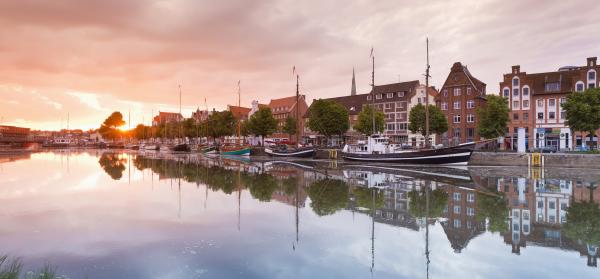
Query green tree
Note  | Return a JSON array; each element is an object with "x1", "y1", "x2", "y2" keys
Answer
[
  {"x1": 307, "y1": 178, "x2": 349, "y2": 216},
  {"x1": 408, "y1": 104, "x2": 448, "y2": 137},
  {"x1": 307, "y1": 99, "x2": 349, "y2": 143},
  {"x1": 246, "y1": 107, "x2": 278, "y2": 144},
  {"x1": 283, "y1": 116, "x2": 297, "y2": 136},
  {"x1": 353, "y1": 105, "x2": 385, "y2": 135},
  {"x1": 564, "y1": 200, "x2": 600, "y2": 246},
  {"x1": 208, "y1": 111, "x2": 236, "y2": 139},
  {"x1": 408, "y1": 187, "x2": 448, "y2": 218},
  {"x1": 98, "y1": 111, "x2": 126, "y2": 141},
  {"x1": 476, "y1": 192, "x2": 508, "y2": 233},
  {"x1": 562, "y1": 88, "x2": 600, "y2": 148},
  {"x1": 477, "y1": 95, "x2": 510, "y2": 139},
  {"x1": 98, "y1": 153, "x2": 127, "y2": 180}
]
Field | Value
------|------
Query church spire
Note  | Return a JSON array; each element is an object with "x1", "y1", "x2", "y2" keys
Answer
[{"x1": 351, "y1": 67, "x2": 357, "y2": 96}]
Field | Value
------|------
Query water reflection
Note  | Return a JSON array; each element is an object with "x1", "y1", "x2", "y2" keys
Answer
[{"x1": 0, "y1": 151, "x2": 599, "y2": 278}]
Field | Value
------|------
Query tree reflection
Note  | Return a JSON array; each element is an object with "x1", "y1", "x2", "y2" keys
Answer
[
  {"x1": 353, "y1": 187, "x2": 384, "y2": 210},
  {"x1": 98, "y1": 153, "x2": 127, "y2": 180},
  {"x1": 307, "y1": 178, "x2": 348, "y2": 216},
  {"x1": 408, "y1": 187, "x2": 448, "y2": 218},
  {"x1": 476, "y1": 192, "x2": 509, "y2": 233},
  {"x1": 244, "y1": 173, "x2": 278, "y2": 202},
  {"x1": 564, "y1": 201, "x2": 600, "y2": 247}
]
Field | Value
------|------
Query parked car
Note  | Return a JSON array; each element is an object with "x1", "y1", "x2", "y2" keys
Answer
[{"x1": 530, "y1": 146, "x2": 557, "y2": 153}]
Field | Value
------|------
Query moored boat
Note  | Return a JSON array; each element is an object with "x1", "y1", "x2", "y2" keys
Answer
[
  {"x1": 341, "y1": 135, "x2": 475, "y2": 165},
  {"x1": 265, "y1": 146, "x2": 315, "y2": 158},
  {"x1": 172, "y1": 143, "x2": 191, "y2": 152},
  {"x1": 220, "y1": 145, "x2": 251, "y2": 156}
]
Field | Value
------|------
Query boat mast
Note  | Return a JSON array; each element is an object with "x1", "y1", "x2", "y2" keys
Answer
[
  {"x1": 371, "y1": 48, "x2": 376, "y2": 136},
  {"x1": 179, "y1": 85, "x2": 183, "y2": 141},
  {"x1": 237, "y1": 81, "x2": 242, "y2": 145},
  {"x1": 425, "y1": 38, "x2": 431, "y2": 148},
  {"x1": 296, "y1": 73, "x2": 300, "y2": 147}
]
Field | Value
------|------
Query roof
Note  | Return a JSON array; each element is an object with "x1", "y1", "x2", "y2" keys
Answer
[
  {"x1": 268, "y1": 95, "x2": 304, "y2": 113},
  {"x1": 303, "y1": 94, "x2": 368, "y2": 118},
  {"x1": 444, "y1": 62, "x2": 486, "y2": 94},
  {"x1": 158, "y1": 111, "x2": 183, "y2": 117},
  {"x1": 228, "y1": 105, "x2": 251, "y2": 119},
  {"x1": 371, "y1": 80, "x2": 420, "y2": 94},
  {"x1": 518, "y1": 70, "x2": 581, "y2": 95}
]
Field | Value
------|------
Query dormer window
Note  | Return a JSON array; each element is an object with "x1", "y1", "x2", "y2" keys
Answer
[
  {"x1": 376, "y1": 94, "x2": 382, "y2": 99},
  {"x1": 367, "y1": 95, "x2": 372, "y2": 100},
  {"x1": 387, "y1": 93, "x2": 394, "y2": 98},
  {"x1": 398, "y1": 92, "x2": 405, "y2": 97},
  {"x1": 545, "y1": 82, "x2": 560, "y2": 92}
]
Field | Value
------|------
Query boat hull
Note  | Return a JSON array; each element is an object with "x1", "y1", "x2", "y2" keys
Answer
[
  {"x1": 265, "y1": 148, "x2": 315, "y2": 158},
  {"x1": 171, "y1": 144, "x2": 191, "y2": 152},
  {"x1": 341, "y1": 143, "x2": 475, "y2": 165},
  {"x1": 220, "y1": 148, "x2": 251, "y2": 156}
]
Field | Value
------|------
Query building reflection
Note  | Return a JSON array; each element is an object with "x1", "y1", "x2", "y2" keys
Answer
[{"x1": 122, "y1": 152, "x2": 600, "y2": 268}]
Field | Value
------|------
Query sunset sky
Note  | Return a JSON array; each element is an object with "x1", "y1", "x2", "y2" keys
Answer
[{"x1": 1, "y1": 0, "x2": 599, "y2": 131}]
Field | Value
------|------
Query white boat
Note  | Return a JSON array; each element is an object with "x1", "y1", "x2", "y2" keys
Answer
[
  {"x1": 341, "y1": 135, "x2": 475, "y2": 165},
  {"x1": 144, "y1": 144, "x2": 159, "y2": 151}
]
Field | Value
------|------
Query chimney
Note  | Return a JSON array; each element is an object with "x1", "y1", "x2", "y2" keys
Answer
[
  {"x1": 588, "y1": 57, "x2": 597, "y2": 67},
  {"x1": 512, "y1": 65, "x2": 520, "y2": 74}
]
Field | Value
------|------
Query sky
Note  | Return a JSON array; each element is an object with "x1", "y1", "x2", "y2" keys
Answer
[{"x1": 0, "y1": 0, "x2": 599, "y2": 131}]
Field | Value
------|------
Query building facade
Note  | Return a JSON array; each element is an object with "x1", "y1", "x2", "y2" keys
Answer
[
  {"x1": 436, "y1": 62, "x2": 487, "y2": 146},
  {"x1": 152, "y1": 112, "x2": 183, "y2": 126},
  {"x1": 268, "y1": 95, "x2": 308, "y2": 140},
  {"x1": 500, "y1": 57, "x2": 600, "y2": 151}
]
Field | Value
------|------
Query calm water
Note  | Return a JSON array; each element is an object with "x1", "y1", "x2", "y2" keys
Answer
[{"x1": 0, "y1": 151, "x2": 598, "y2": 279}]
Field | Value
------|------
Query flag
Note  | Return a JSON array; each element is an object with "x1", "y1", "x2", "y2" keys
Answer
[
  {"x1": 370, "y1": 47, "x2": 373, "y2": 58},
  {"x1": 238, "y1": 80, "x2": 240, "y2": 86},
  {"x1": 292, "y1": 65, "x2": 296, "y2": 76}
]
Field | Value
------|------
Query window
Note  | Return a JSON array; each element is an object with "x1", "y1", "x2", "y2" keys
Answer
[
  {"x1": 396, "y1": 123, "x2": 407, "y2": 131},
  {"x1": 443, "y1": 89, "x2": 448, "y2": 97},
  {"x1": 454, "y1": 88, "x2": 461, "y2": 96},
  {"x1": 523, "y1": 112, "x2": 529, "y2": 120},
  {"x1": 513, "y1": 113, "x2": 519, "y2": 120},
  {"x1": 576, "y1": 82, "x2": 585, "y2": 92},
  {"x1": 398, "y1": 92, "x2": 405, "y2": 97},
  {"x1": 467, "y1": 100, "x2": 475, "y2": 109},
  {"x1": 513, "y1": 77, "x2": 519, "y2": 86},
  {"x1": 441, "y1": 102, "x2": 448, "y2": 110},
  {"x1": 454, "y1": 128, "x2": 461, "y2": 138},
  {"x1": 548, "y1": 99, "x2": 556, "y2": 107},
  {"x1": 453, "y1": 114, "x2": 461, "y2": 123},
  {"x1": 385, "y1": 103, "x2": 392, "y2": 109},
  {"x1": 367, "y1": 95, "x2": 372, "y2": 100},
  {"x1": 454, "y1": 205, "x2": 461, "y2": 214},
  {"x1": 513, "y1": 223, "x2": 519, "y2": 231},
  {"x1": 545, "y1": 82, "x2": 560, "y2": 92},
  {"x1": 513, "y1": 101, "x2": 519, "y2": 109},
  {"x1": 503, "y1": 88, "x2": 510, "y2": 97},
  {"x1": 376, "y1": 94, "x2": 382, "y2": 99},
  {"x1": 454, "y1": 192, "x2": 461, "y2": 201},
  {"x1": 538, "y1": 201, "x2": 543, "y2": 208},
  {"x1": 589, "y1": 70, "x2": 596, "y2": 80},
  {"x1": 513, "y1": 88, "x2": 519, "y2": 96},
  {"x1": 467, "y1": 87, "x2": 472, "y2": 95},
  {"x1": 561, "y1": 111, "x2": 566, "y2": 119},
  {"x1": 418, "y1": 97, "x2": 422, "y2": 104},
  {"x1": 549, "y1": 111, "x2": 555, "y2": 119},
  {"x1": 454, "y1": 219, "x2": 461, "y2": 228},
  {"x1": 559, "y1": 97, "x2": 566, "y2": 104},
  {"x1": 396, "y1": 101, "x2": 404, "y2": 109},
  {"x1": 523, "y1": 100, "x2": 529, "y2": 108},
  {"x1": 387, "y1": 93, "x2": 394, "y2": 98},
  {"x1": 467, "y1": 193, "x2": 475, "y2": 203},
  {"x1": 537, "y1": 99, "x2": 544, "y2": 107},
  {"x1": 523, "y1": 224, "x2": 529, "y2": 233},
  {"x1": 467, "y1": 128, "x2": 474, "y2": 138},
  {"x1": 467, "y1": 114, "x2": 475, "y2": 123},
  {"x1": 549, "y1": 201, "x2": 556, "y2": 209},
  {"x1": 590, "y1": 83, "x2": 596, "y2": 89},
  {"x1": 386, "y1": 123, "x2": 395, "y2": 131},
  {"x1": 537, "y1": 112, "x2": 544, "y2": 119},
  {"x1": 467, "y1": 207, "x2": 475, "y2": 216},
  {"x1": 454, "y1": 101, "x2": 461, "y2": 109},
  {"x1": 523, "y1": 87, "x2": 529, "y2": 96},
  {"x1": 523, "y1": 212, "x2": 529, "y2": 220}
]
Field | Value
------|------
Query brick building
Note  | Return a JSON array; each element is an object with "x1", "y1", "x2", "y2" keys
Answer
[
  {"x1": 268, "y1": 95, "x2": 308, "y2": 140},
  {"x1": 0, "y1": 125, "x2": 30, "y2": 143},
  {"x1": 436, "y1": 62, "x2": 487, "y2": 146},
  {"x1": 500, "y1": 57, "x2": 600, "y2": 151},
  {"x1": 152, "y1": 111, "x2": 183, "y2": 126},
  {"x1": 227, "y1": 105, "x2": 251, "y2": 121}
]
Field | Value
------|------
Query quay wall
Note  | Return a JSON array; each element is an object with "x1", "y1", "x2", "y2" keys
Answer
[{"x1": 469, "y1": 151, "x2": 600, "y2": 169}]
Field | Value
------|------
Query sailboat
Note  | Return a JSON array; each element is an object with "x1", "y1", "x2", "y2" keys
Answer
[
  {"x1": 144, "y1": 109, "x2": 160, "y2": 151},
  {"x1": 172, "y1": 85, "x2": 191, "y2": 152},
  {"x1": 341, "y1": 42, "x2": 475, "y2": 165},
  {"x1": 265, "y1": 69, "x2": 316, "y2": 158},
  {"x1": 220, "y1": 81, "x2": 251, "y2": 156}
]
